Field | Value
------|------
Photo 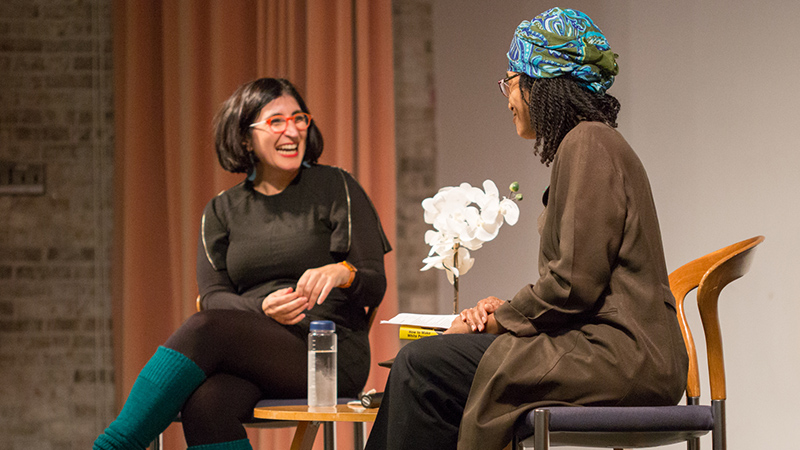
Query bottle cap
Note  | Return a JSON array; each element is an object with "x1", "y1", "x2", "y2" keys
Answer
[{"x1": 310, "y1": 320, "x2": 336, "y2": 332}]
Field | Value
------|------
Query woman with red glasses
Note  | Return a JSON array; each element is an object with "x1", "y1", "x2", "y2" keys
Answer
[{"x1": 94, "y1": 78, "x2": 391, "y2": 450}]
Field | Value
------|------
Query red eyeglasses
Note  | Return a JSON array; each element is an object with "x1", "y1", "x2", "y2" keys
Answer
[{"x1": 250, "y1": 113, "x2": 313, "y2": 134}]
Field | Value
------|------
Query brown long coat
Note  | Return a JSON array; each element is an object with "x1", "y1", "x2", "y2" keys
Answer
[{"x1": 458, "y1": 122, "x2": 688, "y2": 450}]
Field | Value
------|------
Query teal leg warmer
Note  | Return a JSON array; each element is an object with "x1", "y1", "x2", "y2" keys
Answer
[
  {"x1": 94, "y1": 346, "x2": 207, "y2": 450},
  {"x1": 188, "y1": 439, "x2": 253, "y2": 450}
]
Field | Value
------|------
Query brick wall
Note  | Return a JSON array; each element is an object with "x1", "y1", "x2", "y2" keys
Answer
[{"x1": 0, "y1": 0, "x2": 115, "y2": 449}]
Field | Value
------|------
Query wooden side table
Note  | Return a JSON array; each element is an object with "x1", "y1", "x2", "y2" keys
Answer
[{"x1": 253, "y1": 404, "x2": 378, "y2": 450}]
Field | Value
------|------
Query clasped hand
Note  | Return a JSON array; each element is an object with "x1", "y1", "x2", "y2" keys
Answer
[
  {"x1": 444, "y1": 296, "x2": 505, "y2": 335},
  {"x1": 261, "y1": 263, "x2": 351, "y2": 324}
]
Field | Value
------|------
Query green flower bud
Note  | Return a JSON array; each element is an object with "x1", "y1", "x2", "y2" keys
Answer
[
  {"x1": 515, "y1": 193, "x2": 523, "y2": 201},
  {"x1": 509, "y1": 181, "x2": 520, "y2": 192}
]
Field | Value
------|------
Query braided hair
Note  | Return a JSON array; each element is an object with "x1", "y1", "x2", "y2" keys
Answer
[{"x1": 519, "y1": 74, "x2": 621, "y2": 165}]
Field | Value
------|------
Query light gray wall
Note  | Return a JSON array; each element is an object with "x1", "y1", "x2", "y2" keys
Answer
[{"x1": 431, "y1": 1, "x2": 799, "y2": 448}]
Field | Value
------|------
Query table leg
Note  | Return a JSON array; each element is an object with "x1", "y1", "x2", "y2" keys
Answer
[
  {"x1": 354, "y1": 422, "x2": 367, "y2": 450},
  {"x1": 290, "y1": 421, "x2": 321, "y2": 450}
]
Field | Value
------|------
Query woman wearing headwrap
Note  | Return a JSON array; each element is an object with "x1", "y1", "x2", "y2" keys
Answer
[{"x1": 365, "y1": 8, "x2": 688, "y2": 450}]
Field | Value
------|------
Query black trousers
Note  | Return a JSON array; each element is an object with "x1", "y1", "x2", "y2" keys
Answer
[{"x1": 365, "y1": 333, "x2": 497, "y2": 450}]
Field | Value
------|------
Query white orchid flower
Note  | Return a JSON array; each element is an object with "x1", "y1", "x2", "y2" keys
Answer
[
  {"x1": 420, "y1": 253, "x2": 447, "y2": 272},
  {"x1": 424, "y1": 247, "x2": 474, "y2": 285},
  {"x1": 499, "y1": 198, "x2": 520, "y2": 225},
  {"x1": 421, "y1": 179, "x2": 520, "y2": 281},
  {"x1": 444, "y1": 248, "x2": 474, "y2": 284},
  {"x1": 483, "y1": 179, "x2": 499, "y2": 194}
]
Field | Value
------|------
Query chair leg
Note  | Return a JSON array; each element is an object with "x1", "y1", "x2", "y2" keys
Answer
[
  {"x1": 712, "y1": 400, "x2": 726, "y2": 450},
  {"x1": 686, "y1": 396, "x2": 700, "y2": 450},
  {"x1": 150, "y1": 432, "x2": 163, "y2": 450},
  {"x1": 533, "y1": 409, "x2": 549, "y2": 450},
  {"x1": 323, "y1": 422, "x2": 336, "y2": 450}
]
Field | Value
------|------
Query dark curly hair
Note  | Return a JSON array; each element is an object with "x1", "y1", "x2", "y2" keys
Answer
[
  {"x1": 213, "y1": 78, "x2": 324, "y2": 173},
  {"x1": 519, "y1": 74, "x2": 620, "y2": 165}
]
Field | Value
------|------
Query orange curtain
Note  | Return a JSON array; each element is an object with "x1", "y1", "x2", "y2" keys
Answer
[{"x1": 112, "y1": 1, "x2": 397, "y2": 449}]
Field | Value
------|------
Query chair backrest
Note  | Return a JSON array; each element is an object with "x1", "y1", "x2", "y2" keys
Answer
[{"x1": 668, "y1": 236, "x2": 764, "y2": 402}]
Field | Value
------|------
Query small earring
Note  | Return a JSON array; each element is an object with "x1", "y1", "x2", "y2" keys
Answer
[{"x1": 247, "y1": 152, "x2": 258, "y2": 182}]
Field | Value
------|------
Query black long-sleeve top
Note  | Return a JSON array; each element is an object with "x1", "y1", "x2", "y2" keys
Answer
[{"x1": 197, "y1": 164, "x2": 391, "y2": 337}]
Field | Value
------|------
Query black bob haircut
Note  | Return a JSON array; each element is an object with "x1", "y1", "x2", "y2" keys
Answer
[{"x1": 213, "y1": 78, "x2": 324, "y2": 173}]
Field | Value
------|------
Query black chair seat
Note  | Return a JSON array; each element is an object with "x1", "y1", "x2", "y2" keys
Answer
[{"x1": 515, "y1": 405, "x2": 714, "y2": 448}]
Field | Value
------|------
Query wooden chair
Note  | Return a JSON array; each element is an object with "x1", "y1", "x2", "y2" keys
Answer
[
  {"x1": 512, "y1": 235, "x2": 764, "y2": 450},
  {"x1": 150, "y1": 300, "x2": 380, "y2": 450}
]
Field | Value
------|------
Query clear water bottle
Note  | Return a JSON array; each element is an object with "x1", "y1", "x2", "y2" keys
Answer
[{"x1": 308, "y1": 320, "x2": 337, "y2": 407}]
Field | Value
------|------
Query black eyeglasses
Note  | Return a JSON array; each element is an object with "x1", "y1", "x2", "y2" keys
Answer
[
  {"x1": 250, "y1": 113, "x2": 313, "y2": 134},
  {"x1": 498, "y1": 73, "x2": 520, "y2": 97}
]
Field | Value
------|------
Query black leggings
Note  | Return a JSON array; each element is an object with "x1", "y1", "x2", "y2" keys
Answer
[{"x1": 163, "y1": 309, "x2": 309, "y2": 445}]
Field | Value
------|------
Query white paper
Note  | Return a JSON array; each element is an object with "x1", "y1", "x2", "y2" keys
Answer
[{"x1": 380, "y1": 313, "x2": 458, "y2": 330}]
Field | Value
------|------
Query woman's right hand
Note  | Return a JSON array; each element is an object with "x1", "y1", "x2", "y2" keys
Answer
[
  {"x1": 459, "y1": 296, "x2": 506, "y2": 332},
  {"x1": 262, "y1": 287, "x2": 309, "y2": 325}
]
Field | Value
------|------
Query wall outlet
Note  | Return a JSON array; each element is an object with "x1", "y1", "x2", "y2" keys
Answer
[{"x1": 0, "y1": 161, "x2": 46, "y2": 195}]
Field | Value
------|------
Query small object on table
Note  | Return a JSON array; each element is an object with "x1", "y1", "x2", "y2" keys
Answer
[{"x1": 360, "y1": 391, "x2": 384, "y2": 408}]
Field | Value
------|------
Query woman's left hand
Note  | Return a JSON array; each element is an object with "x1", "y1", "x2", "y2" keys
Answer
[
  {"x1": 296, "y1": 263, "x2": 352, "y2": 308},
  {"x1": 443, "y1": 315, "x2": 473, "y2": 335}
]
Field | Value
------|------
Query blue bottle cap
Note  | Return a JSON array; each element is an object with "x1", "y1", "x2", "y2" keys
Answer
[{"x1": 310, "y1": 320, "x2": 336, "y2": 331}]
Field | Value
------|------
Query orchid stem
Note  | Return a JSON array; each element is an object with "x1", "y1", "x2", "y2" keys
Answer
[{"x1": 453, "y1": 243, "x2": 459, "y2": 314}]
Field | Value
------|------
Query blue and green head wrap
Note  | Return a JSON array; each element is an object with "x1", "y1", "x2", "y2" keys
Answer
[{"x1": 507, "y1": 7, "x2": 619, "y2": 94}]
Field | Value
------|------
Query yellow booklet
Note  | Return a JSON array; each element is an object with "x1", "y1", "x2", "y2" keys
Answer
[{"x1": 399, "y1": 325, "x2": 444, "y2": 340}]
